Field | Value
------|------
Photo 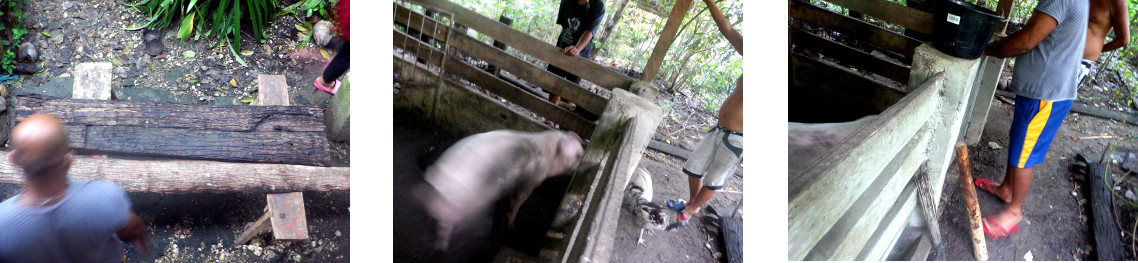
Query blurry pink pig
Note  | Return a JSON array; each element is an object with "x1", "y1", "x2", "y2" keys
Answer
[{"x1": 416, "y1": 130, "x2": 585, "y2": 250}]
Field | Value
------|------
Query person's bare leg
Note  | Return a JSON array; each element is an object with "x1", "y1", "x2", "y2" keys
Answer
[
  {"x1": 680, "y1": 186, "x2": 716, "y2": 217},
  {"x1": 984, "y1": 165, "x2": 1016, "y2": 203},
  {"x1": 687, "y1": 176, "x2": 701, "y2": 202},
  {"x1": 990, "y1": 166, "x2": 1031, "y2": 233}
]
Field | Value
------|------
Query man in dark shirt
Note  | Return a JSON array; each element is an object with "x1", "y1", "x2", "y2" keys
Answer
[{"x1": 546, "y1": 0, "x2": 605, "y2": 106}]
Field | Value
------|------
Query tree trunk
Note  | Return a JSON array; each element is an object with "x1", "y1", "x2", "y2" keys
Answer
[
  {"x1": 592, "y1": 0, "x2": 633, "y2": 59},
  {"x1": 13, "y1": 94, "x2": 332, "y2": 166},
  {"x1": 0, "y1": 153, "x2": 349, "y2": 194}
]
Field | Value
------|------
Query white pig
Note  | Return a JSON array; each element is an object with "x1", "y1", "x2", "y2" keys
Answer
[{"x1": 416, "y1": 129, "x2": 585, "y2": 250}]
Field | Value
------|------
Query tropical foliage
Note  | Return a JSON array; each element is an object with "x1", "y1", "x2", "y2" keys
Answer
[
  {"x1": 124, "y1": 0, "x2": 283, "y2": 64},
  {"x1": 0, "y1": 0, "x2": 27, "y2": 73}
]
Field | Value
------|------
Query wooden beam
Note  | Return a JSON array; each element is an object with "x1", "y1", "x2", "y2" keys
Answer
[
  {"x1": 1088, "y1": 161, "x2": 1126, "y2": 260},
  {"x1": 788, "y1": 73, "x2": 944, "y2": 261},
  {"x1": 789, "y1": 0, "x2": 921, "y2": 62},
  {"x1": 393, "y1": 30, "x2": 597, "y2": 138},
  {"x1": 0, "y1": 153, "x2": 350, "y2": 193},
  {"x1": 404, "y1": 0, "x2": 636, "y2": 90},
  {"x1": 788, "y1": 53, "x2": 906, "y2": 124},
  {"x1": 954, "y1": 143, "x2": 988, "y2": 261},
  {"x1": 13, "y1": 94, "x2": 331, "y2": 166},
  {"x1": 235, "y1": 209, "x2": 272, "y2": 245},
  {"x1": 994, "y1": 0, "x2": 1016, "y2": 34},
  {"x1": 267, "y1": 192, "x2": 310, "y2": 241},
  {"x1": 641, "y1": 0, "x2": 692, "y2": 82},
  {"x1": 820, "y1": 0, "x2": 934, "y2": 35},
  {"x1": 790, "y1": 27, "x2": 910, "y2": 83},
  {"x1": 394, "y1": 5, "x2": 609, "y2": 115}
]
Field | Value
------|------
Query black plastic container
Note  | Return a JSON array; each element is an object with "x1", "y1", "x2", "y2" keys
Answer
[{"x1": 933, "y1": 0, "x2": 1002, "y2": 59}]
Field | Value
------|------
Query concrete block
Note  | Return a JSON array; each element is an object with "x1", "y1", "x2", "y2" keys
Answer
[
  {"x1": 907, "y1": 43, "x2": 982, "y2": 209},
  {"x1": 72, "y1": 62, "x2": 112, "y2": 100},
  {"x1": 255, "y1": 74, "x2": 290, "y2": 106},
  {"x1": 326, "y1": 74, "x2": 350, "y2": 142}
]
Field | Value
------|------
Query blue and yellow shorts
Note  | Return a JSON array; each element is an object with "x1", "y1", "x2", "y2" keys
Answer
[{"x1": 1008, "y1": 96, "x2": 1073, "y2": 168}]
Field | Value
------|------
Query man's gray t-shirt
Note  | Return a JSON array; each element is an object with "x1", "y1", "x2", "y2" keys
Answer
[
  {"x1": 0, "y1": 180, "x2": 131, "y2": 263},
  {"x1": 1010, "y1": 0, "x2": 1089, "y2": 101}
]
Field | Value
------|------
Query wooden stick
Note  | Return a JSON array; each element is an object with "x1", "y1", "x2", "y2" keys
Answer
[{"x1": 955, "y1": 143, "x2": 988, "y2": 261}]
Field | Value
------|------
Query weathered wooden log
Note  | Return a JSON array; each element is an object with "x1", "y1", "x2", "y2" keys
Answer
[
  {"x1": 0, "y1": 151, "x2": 348, "y2": 193},
  {"x1": 1087, "y1": 161, "x2": 1125, "y2": 260},
  {"x1": 955, "y1": 143, "x2": 987, "y2": 261},
  {"x1": 12, "y1": 94, "x2": 331, "y2": 166}
]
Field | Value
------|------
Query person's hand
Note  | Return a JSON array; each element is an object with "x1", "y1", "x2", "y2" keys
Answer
[{"x1": 563, "y1": 46, "x2": 580, "y2": 56}]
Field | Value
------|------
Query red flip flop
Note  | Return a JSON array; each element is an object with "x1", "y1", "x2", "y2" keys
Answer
[
  {"x1": 975, "y1": 178, "x2": 1001, "y2": 197},
  {"x1": 982, "y1": 216, "x2": 1019, "y2": 239}
]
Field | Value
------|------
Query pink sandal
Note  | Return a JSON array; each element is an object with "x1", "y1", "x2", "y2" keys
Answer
[{"x1": 314, "y1": 79, "x2": 340, "y2": 94}]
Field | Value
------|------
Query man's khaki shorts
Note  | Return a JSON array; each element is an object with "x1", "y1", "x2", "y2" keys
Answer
[{"x1": 683, "y1": 125, "x2": 742, "y2": 190}]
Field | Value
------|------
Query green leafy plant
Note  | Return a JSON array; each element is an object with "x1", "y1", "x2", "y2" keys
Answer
[
  {"x1": 125, "y1": 0, "x2": 279, "y2": 65},
  {"x1": 0, "y1": 0, "x2": 27, "y2": 74},
  {"x1": 281, "y1": 0, "x2": 335, "y2": 19}
]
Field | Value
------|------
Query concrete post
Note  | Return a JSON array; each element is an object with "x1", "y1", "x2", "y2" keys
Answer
[
  {"x1": 907, "y1": 43, "x2": 982, "y2": 210},
  {"x1": 326, "y1": 74, "x2": 350, "y2": 142},
  {"x1": 962, "y1": 56, "x2": 1004, "y2": 145}
]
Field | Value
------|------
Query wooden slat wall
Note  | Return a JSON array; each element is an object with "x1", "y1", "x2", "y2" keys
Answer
[
  {"x1": 789, "y1": 27, "x2": 910, "y2": 83},
  {"x1": 789, "y1": 0, "x2": 922, "y2": 62},
  {"x1": 393, "y1": 30, "x2": 597, "y2": 138},
  {"x1": 394, "y1": 4, "x2": 608, "y2": 115},
  {"x1": 406, "y1": 0, "x2": 637, "y2": 90},
  {"x1": 820, "y1": 0, "x2": 935, "y2": 35}
]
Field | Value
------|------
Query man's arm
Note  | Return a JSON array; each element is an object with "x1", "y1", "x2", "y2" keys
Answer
[
  {"x1": 984, "y1": 11, "x2": 1058, "y2": 58},
  {"x1": 564, "y1": 30, "x2": 595, "y2": 56},
  {"x1": 703, "y1": 0, "x2": 742, "y2": 55},
  {"x1": 1102, "y1": 0, "x2": 1130, "y2": 52},
  {"x1": 117, "y1": 212, "x2": 149, "y2": 253}
]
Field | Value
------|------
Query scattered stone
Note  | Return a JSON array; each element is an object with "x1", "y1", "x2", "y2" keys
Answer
[
  {"x1": 334, "y1": 230, "x2": 341, "y2": 237},
  {"x1": 122, "y1": 79, "x2": 134, "y2": 87},
  {"x1": 145, "y1": 40, "x2": 164, "y2": 56},
  {"x1": 15, "y1": 76, "x2": 73, "y2": 98},
  {"x1": 52, "y1": 34, "x2": 64, "y2": 45},
  {"x1": 17, "y1": 42, "x2": 38, "y2": 62},
  {"x1": 988, "y1": 141, "x2": 1002, "y2": 149},
  {"x1": 113, "y1": 87, "x2": 196, "y2": 104},
  {"x1": 1127, "y1": 190, "x2": 1136, "y2": 201},
  {"x1": 13, "y1": 63, "x2": 37, "y2": 74},
  {"x1": 314, "y1": 20, "x2": 334, "y2": 47},
  {"x1": 61, "y1": 2, "x2": 73, "y2": 10}
]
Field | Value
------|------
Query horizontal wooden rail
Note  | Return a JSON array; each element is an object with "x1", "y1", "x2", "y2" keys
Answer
[
  {"x1": 394, "y1": 30, "x2": 596, "y2": 138},
  {"x1": 790, "y1": 27, "x2": 910, "y2": 84},
  {"x1": 820, "y1": 0, "x2": 934, "y2": 35},
  {"x1": 0, "y1": 152, "x2": 349, "y2": 194},
  {"x1": 405, "y1": 0, "x2": 637, "y2": 90},
  {"x1": 789, "y1": 72, "x2": 945, "y2": 260},
  {"x1": 789, "y1": 0, "x2": 921, "y2": 62},
  {"x1": 394, "y1": 5, "x2": 608, "y2": 115}
]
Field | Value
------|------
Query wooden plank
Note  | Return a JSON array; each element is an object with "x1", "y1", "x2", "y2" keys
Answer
[
  {"x1": 1088, "y1": 161, "x2": 1125, "y2": 260},
  {"x1": 255, "y1": 75, "x2": 290, "y2": 106},
  {"x1": 235, "y1": 209, "x2": 272, "y2": 245},
  {"x1": 719, "y1": 210, "x2": 743, "y2": 263},
  {"x1": 788, "y1": 73, "x2": 944, "y2": 261},
  {"x1": 789, "y1": 0, "x2": 921, "y2": 62},
  {"x1": 13, "y1": 95, "x2": 326, "y2": 133},
  {"x1": 404, "y1": 0, "x2": 636, "y2": 90},
  {"x1": 820, "y1": 0, "x2": 934, "y2": 35},
  {"x1": 0, "y1": 152, "x2": 350, "y2": 193},
  {"x1": 788, "y1": 53, "x2": 906, "y2": 124},
  {"x1": 915, "y1": 165, "x2": 942, "y2": 245},
  {"x1": 805, "y1": 127, "x2": 931, "y2": 260},
  {"x1": 995, "y1": 0, "x2": 1016, "y2": 34},
  {"x1": 393, "y1": 30, "x2": 596, "y2": 138},
  {"x1": 267, "y1": 192, "x2": 310, "y2": 241},
  {"x1": 394, "y1": 5, "x2": 608, "y2": 115},
  {"x1": 955, "y1": 143, "x2": 988, "y2": 261},
  {"x1": 790, "y1": 27, "x2": 910, "y2": 83},
  {"x1": 641, "y1": 0, "x2": 692, "y2": 82},
  {"x1": 81, "y1": 126, "x2": 329, "y2": 165}
]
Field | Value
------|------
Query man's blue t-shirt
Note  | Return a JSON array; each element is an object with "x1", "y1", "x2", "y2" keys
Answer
[{"x1": 0, "y1": 180, "x2": 131, "y2": 263}]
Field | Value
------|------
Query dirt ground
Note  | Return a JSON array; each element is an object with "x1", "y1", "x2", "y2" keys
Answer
[
  {"x1": 929, "y1": 71, "x2": 1138, "y2": 261},
  {"x1": 0, "y1": 0, "x2": 351, "y2": 262}
]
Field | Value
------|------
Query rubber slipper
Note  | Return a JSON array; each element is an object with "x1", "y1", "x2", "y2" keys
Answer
[
  {"x1": 314, "y1": 79, "x2": 340, "y2": 94},
  {"x1": 666, "y1": 199, "x2": 686, "y2": 212},
  {"x1": 982, "y1": 216, "x2": 1019, "y2": 240},
  {"x1": 975, "y1": 178, "x2": 1004, "y2": 198}
]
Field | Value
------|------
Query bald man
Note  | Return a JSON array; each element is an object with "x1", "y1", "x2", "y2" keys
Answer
[{"x1": 0, "y1": 114, "x2": 148, "y2": 262}]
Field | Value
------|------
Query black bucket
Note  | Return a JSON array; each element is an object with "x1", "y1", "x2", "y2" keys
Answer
[{"x1": 933, "y1": 0, "x2": 1002, "y2": 59}]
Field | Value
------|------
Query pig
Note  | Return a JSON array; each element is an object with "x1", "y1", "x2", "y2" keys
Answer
[
  {"x1": 788, "y1": 115, "x2": 877, "y2": 175},
  {"x1": 415, "y1": 129, "x2": 585, "y2": 250}
]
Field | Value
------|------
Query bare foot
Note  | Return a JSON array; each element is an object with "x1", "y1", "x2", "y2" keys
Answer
[{"x1": 976, "y1": 179, "x2": 1013, "y2": 204}]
